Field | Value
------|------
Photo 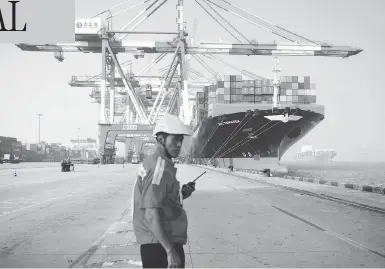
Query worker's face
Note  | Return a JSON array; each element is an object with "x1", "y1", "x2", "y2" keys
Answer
[{"x1": 164, "y1": 134, "x2": 184, "y2": 158}]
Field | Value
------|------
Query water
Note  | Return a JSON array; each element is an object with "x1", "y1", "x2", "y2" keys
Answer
[{"x1": 280, "y1": 161, "x2": 385, "y2": 187}]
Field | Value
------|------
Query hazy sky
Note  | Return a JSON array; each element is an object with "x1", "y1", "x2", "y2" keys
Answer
[{"x1": 1, "y1": 0, "x2": 384, "y2": 162}]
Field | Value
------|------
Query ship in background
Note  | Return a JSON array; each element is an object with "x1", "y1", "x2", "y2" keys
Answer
[
  {"x1": 295, "y1": 145, "x2": 337, "y2": 164},
  {"x1": 182, "y1": 71, "x2": 325, "y2": 171}
]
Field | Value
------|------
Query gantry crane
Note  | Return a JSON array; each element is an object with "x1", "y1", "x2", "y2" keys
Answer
[{"x1": 15, "y1": 0, "x2": 362, "y2": 162}]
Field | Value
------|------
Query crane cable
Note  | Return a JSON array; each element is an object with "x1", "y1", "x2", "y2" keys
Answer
[
  {"x1": 202, "y1": 0, "x2": 252, "y2": 44},
  {"x1": 206, "y1": 0, "x2": 298, "y2": 44},
  {"x1": 218, "y1": 111, "x2": 299, "y2": 158},
  {"x1": 192, "y1": 55, "x2": 221, "y2": 81},
  {"x1": 199, "y1": 116, "x2": 225, "y2": 153},
  {"x1": 211, "y1": 0, "x2": 317, "y2": 44},
  {"x1": 193, "y1": 0, "x2": 243, "y2": 43},
  {"x1": 208, "y1": 112, "x2": 255, "y2": 161}
]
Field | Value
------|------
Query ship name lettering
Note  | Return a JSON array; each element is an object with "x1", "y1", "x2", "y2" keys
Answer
[{"x1": 219, "y1": 120, "x2": 240, "y2": 126}]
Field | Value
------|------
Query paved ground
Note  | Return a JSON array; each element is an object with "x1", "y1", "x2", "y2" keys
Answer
[{"x1": 1, "y1": 163, "x2": 385, "y2": 268}]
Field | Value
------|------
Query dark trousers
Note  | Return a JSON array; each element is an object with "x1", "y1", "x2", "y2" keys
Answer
[{"x1": 140, "y1": 243, "x2": 185, "y2": 268}]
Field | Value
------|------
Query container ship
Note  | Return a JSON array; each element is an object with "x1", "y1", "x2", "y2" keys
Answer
[
  {"x1": 295, "y1": 145, "x2": 336, "y2": 163},
  {"x1": 182, "y1": 74, "x2": 325, "y2": 171}
]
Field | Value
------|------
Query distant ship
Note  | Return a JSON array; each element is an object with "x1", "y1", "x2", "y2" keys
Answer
[{"x1": 295, "y1": 145, "x2": 336, "y2": 163}]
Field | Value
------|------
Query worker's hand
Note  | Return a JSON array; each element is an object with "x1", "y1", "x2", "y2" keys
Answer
[
  {"x1": 167, "y1": 247, "x2": 181, "y2": 268},
  {"x1": 182, "y1": 182, "x2": 195, "y2": 199}
]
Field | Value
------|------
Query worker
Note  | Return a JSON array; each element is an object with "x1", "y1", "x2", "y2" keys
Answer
[{"x1": 132, "y1": 114, "x2": 195, "y2": 268}]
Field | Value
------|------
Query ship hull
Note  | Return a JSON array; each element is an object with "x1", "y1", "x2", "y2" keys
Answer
[{"x1": 182, "y1": 104, "x2": 325, "y2": 170}]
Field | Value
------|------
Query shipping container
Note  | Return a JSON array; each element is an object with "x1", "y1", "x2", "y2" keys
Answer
[
  {"x1": 216, "y1": 88, "x2": 225, "y2": 95},
  {"x1": 292, "y1": 83, "x2": 298, "y2": 90},
  {"x1": 280, "y1": 95, "x2": 287, "y2": 102},
  {"x1": 224, "y1": 81, "x2": 230, "y2": 88},
  {"x1": 268, "y1": 86, "x2": 274, "y2": 94},
  {"x1": 235, "y1": 82, "x2": 242, "y2": 88},
  {"x1": 248, "y1": 88, "x2": 255, "y2": 95},
  {"x1": 305, "y1": 90, "x2": 311, "y2": 96},
  {"x1": 310, "y1": 90, "x2": 317, "y2": 96},
  {"x1": 286, "y1": 90, "x2": 292, "y2": 96},
  {"x1": 254, "y1": 95, "x2": 262, "y2": 102},
  {"x1": 217, "y1": 81, "x2": 224, "y2": 88},
  {"x1": 298, "y1": 76, "x2": 304, "y2": 83},
  {"x1": 292, "y1": 76, "x2": 298, "y2": 83},
  {"x1": 310, "y1": 83, "x2": 316, "y2": 90},
  {"x1": 280, "y1": 76, "x2": 286, "y2": 83},
  {"x1": 304, "y1": 76, "x2": 311, "y2": 84},
  {"x1": 287, "y1": 96, "x2": 293, "y2": 102},
  {"x1": 262, "y1": 79, "x2": 269, "y2": 86},
  {"x1": 304, "y1": 81, "x2": 310, "y2": 89},
  {"x1": 230, "y1": 75, "x2": 236, "y2": 82},
  {"x1": 262, "y1": 95, "x2": 273, "y2": 102},
  {"x1": 292, "y1": 95, "x2": 299, "y2": 102},
  {"x1": 298, "y1": 89, "x2": 305, "y2": 95},
  {"x1": 268, "y1": 79, "x2": 274, "y2": 86},
  {"x1": 224, "y1": 95, "x2": 230, "y2": 101},
  {"x1": 235, "y1": 75, "x2": 242, "y2": 81},
  {"x1": 255, "y1": 80, "x2": 262, "y2": 87},
  {"x1": 310, "y1": 95, "x2": 317, "y2": 103},
  {"x1": 298, "y1": 83, "x2": 304, "y2": 89},
  {"x1": 230, "y1": 82, "x2": 236, "y2": 88},
  {"x1": 230, "y1": 88, "x2": 237, "y2": 95},
  {"x1": 216, "y1": 94, "x2": 225, "y2": 102},
  {"x1": 280, "y1": 88, "x2": 286, "y2": 95},
  {"x1": 286, "y1": 76, "x2": 292, "y2": 83},
  {"x1": 298, "y1": 95, "x2": 305, "y2": 103},
  {"x1": 224, "y1": 75, "x2": 231, "y2": 81},
  {"x1": 292, "y1": 89, "x2": 298, "y2": 96},
  {"x1": 224, "y1": 88, "x2": 230, "y2": 95},
  {"x1": 255, "y1": 88, "x2": 262, "y2": 95},
  {"x1": 236, "y1": 88, "x2": 242, "y2": 95}
]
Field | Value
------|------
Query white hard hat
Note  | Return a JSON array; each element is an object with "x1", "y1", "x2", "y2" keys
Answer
[{"x1": 153, "y1": 114, "x2": 191, "y2": 137}]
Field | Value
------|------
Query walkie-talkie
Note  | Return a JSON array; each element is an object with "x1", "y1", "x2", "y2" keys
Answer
[{"x1": 182, "y1": 171, "x2": 206, "y2": 197}]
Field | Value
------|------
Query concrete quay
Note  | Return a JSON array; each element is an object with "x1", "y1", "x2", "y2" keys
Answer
[{"x1": 0, "y1": 163, "x2": 385, "y2": 268}]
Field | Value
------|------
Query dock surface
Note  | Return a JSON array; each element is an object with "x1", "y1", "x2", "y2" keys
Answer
[{"x1": 1, "y1": 164, "x2": 385, "y2": 268}]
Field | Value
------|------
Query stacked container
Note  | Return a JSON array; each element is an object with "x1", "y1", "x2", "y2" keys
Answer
[
  {"x1": 223, "y1": 75, "x2": 242, "y2": 104},
  {"x1": 279, "y1": 76, "x2": 317, "y2": 104},
  {"x1": 216, "y1": 81, "x2": 225, "y2": 103}
]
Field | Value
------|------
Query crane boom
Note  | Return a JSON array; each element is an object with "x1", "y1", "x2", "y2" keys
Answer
[{"x1": 16, "y1": 41, "x2": 362, "y2": 58}]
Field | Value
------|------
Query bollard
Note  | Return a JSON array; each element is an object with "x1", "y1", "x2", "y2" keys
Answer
[{"x1": 14, "y1": 170, "x2": 17, "y2": 177}]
